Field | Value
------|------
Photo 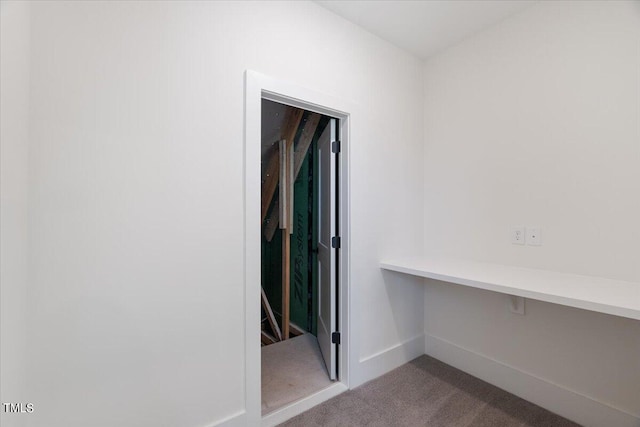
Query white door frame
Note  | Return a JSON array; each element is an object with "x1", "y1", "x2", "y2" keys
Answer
[{"x1": 243, "y1": 70, "x2": 351, "y2": 426}]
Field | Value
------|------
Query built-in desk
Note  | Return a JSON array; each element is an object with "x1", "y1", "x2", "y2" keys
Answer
[{"x1": 380, "y1": 257, "x2": 640, "y2": 320}]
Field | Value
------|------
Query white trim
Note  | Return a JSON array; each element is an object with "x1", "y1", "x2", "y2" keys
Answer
[
  {"x1": 244, "y1": 70, "x2": 353, "y2": 424},
  {"x1": 243, "y1": 70, "x2": 263, "y2": 427},
  {"x1": 354, "y1": 334, "x2": 425, "y2": 388},
  {"x1": 261, "y1": 383, "x2": 348, "y2": 427},
  {"x1": 207, "y1": 410, "x2": 247, "y2": 427},
  {"x1": 425, "y1": 333, "x2": 640, "y2": 427}
]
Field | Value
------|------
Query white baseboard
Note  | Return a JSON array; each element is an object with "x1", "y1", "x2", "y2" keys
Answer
[
  {"x1": 354, "y1": 333, "x2": 425, "y2": 388},
  {"x1": 261, "y1": 382, "x2": 348, "y2": 427},
  {"x1": 207, "y1": 410, "x2": 246, "y2": 427},
  {"x1": 425, "y1": 333, "x2": 640, "y2": 427}
]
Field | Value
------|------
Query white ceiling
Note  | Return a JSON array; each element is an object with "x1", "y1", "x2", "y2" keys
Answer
[{"x1": 315, "y1": 0, "x2": 536, "y2": 60}]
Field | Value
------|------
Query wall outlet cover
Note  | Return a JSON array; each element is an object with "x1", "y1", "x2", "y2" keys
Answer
[
  {"x1": 511, "y1": 226, "x2": 525, "y2": 245},
  {"x1": 527, "y1": 227, "x2": 542, "y2": 246}
]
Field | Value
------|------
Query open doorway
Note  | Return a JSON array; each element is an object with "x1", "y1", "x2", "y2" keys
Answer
[{"x1": 260, "y1": 99, "x2": 340, "y2": 415}]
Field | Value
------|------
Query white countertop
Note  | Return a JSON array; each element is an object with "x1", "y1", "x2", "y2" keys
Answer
[{"x1": 380, "y1": 257, "x2": 640, "y2": 321}]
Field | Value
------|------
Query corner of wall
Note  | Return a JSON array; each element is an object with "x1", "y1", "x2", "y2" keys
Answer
[{"x1": 352, "y1": 333, "x2": 425, "y2": 388}]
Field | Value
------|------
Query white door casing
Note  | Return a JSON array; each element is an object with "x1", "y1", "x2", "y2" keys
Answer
[{"x1": 245, "y1": 70, "x2": 351, "y2": 425}]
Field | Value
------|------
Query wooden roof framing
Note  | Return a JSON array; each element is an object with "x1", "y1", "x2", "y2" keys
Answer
[
  {"x1": 261, "y1": 108, "x2": 304, "y2": 223},
  {"x1": 263, "y1": 112, "x2": 321, "y2": 242},
  {"x1": 260, "y1": 107, "x2": 323, "y2": 344}
]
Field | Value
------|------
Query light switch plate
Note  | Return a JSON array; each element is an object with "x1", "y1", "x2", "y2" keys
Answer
[
  {"x1": 527, "y1": 227, "x2": 542, "y2": 246},
  {"x1": 511, "y1": 226, "x2": 525, "y2": 245}
]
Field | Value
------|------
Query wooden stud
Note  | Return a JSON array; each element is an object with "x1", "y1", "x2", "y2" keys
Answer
[
  {"x1": 263, "y1": 113, "x2": 321, "y2": 241},
  {"x1": 281, "y1": 139, "x2": 297, "y2": 338},
  {"x1": 289, "y1": 322, "x2": 306, "y2": 337},
  {"x1": 282, "y1": 227, "x2": 290, "y2": 340},
  {"x1": 262, "y1": 107, "x2": 306, "y2": 340},
  {"x1": 283, "y1": 109, "x2": 304, "y2": 149},
  {"x1": 294, "y1": 113, "x2": 321, "y2": 178},
  {"x1": 288, "y1": 140, "x2": 294, "y2": 234},
  {"x1": 279, "y1": 139, "x2": 287, "y2": 229},
  {"x1": 261, "y1": 287, "x2": 282, "y2": 341},
  {"x1": 261, "y1": 330, "x2": 277, "y2": 346}
]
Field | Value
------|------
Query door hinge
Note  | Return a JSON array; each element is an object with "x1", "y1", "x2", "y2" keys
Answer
[
  {"x1": 331, "y1": 236, "x2": 341, "y2": 249},
  {"x1": 331, "y1": 332, "x2": 341, "y2": 344},
  {"x1": 331, "y1": 140, "x2": 341, "y2": 154}
]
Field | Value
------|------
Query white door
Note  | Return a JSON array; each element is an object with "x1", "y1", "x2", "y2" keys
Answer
[{"x1": 317, "y1": 118, "x2": 338, "y2": 380}]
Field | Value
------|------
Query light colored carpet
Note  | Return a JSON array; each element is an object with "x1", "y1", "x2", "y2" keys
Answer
[
  {"x1": 262, "y1": 333, "x2": 333, "y2": 415},
  {"x1": 279, "y1": 355, "x2": 579, "y2": 426}
]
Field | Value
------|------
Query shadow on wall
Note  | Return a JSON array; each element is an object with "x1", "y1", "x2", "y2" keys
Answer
[{"x1": 380, "y1": 269, "x2": 425, "y2": 357}]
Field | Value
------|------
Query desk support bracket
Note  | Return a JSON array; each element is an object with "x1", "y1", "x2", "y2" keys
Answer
[{"x1": 509, "y1": 295, "x2": 526, "y2": 315}]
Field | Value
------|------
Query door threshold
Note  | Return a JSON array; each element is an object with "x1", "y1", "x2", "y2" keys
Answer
[{"x1": 261, "y1": 382, "x2": 347, "y2": 427}]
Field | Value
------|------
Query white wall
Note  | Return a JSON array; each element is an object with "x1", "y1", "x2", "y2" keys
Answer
[
  {"x1": 423, "y1": 1, "x2": 640, "y2": 425},
  {"x1": 17, "y1": 1, "x2": 424, "y2": 426},
  {"x1": 1, "y1": 2, "x2": 31, "y2": 427}
]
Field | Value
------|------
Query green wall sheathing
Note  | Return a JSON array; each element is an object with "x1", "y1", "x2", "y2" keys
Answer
[
  {"x1": 261, "y1": 153, "x2": 312, "y2": 332},
  {"x1": 261, "y1": 114, "x2": 328, "y2": 337},
  {"x1": 261, "y1": 216, "x2": 282, "y2": 324},
  {"x1": 262, "y1": 150, "x2": 315, "y2": 334},
  {"x1": 290, "y1": 152, "x2": 311, "y2": 332}
]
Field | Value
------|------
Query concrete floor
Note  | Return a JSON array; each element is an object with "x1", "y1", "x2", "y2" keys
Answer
[{"x1": 261, "y1": 333, "x2": 333, "y2": 415}]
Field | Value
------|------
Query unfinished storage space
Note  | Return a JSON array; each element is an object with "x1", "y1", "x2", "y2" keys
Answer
[{"x1": 259, "y1": 99, "x2": 338, "y2": 415}]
